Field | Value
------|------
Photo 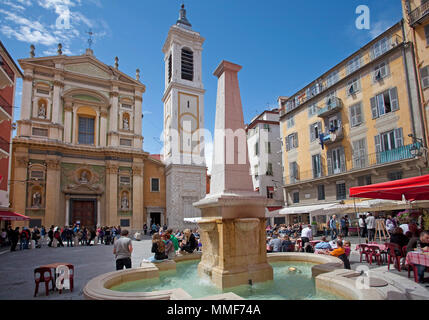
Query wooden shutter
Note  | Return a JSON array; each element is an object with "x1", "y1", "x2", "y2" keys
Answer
[
  {"x1": 374, "y1": 135, "x2": 382, "y2": 153},
  {"x1": 350, "y1": 105, "x2": 356, "y2": 127},
  {"x1": 370, "y1": 97, "x2": 378, "y2": 119},
  {"x1": 421, "y1": 67, "x2": 429, "y2": 88},
  {"x1": 394, "y1": 128, "x2": 403, "y2": 148},
  {"x1": 310, "y1": 125, "x2": 315, "y2": 142},
  {"x1": 327, "y1": 150, "x2": 333, "y2": 176},
  {"x1": 285, "y1": 136, "x2": 290, "y2": 151},
  {"x1": 340, "y1": 147, "x2": 346, "y2": 172},
  {"x1": 294, "y1": 133, "x2": 299, "y2": 148},
  {"x1": 390, "y1": 87, "x2": 399, "y2": 111}
]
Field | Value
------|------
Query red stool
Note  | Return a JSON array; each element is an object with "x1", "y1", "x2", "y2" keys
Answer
[
  {"x1": 384, "y1": 243, "x2": 403, "y2": 271},
  {"x1": 34, "y1": 267, "x2": 53, "y2": 297}
]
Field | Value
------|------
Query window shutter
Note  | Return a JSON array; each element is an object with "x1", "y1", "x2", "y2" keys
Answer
[
  {"x1": 370, "y1": 97, "x2": 378, "y2": 119},
  {"x1": 374, "y1": 135, "x2": 382, "y2": 153},
  {"x1": 350, "y1": 105, "x2": 356, "y2": 127},
  {"x1": 327, "y1": 150, "x2": 333, "y2": 176},
  {"x1": 285, "y1": 137, "x2": 290, "y2": 151},
  {"x1": 390, "y1": 87, "x2": 399, "y2": 111},
  {"x1": 340, "y1": 147, "x2": 346, "y2": 172},
  {"x1": 394, "y1": 128, "x2": 403, "y2": 148},
  {"x1": 421, "y1": 66, "x2": 429, "y2": 88},
  {"x1": 310, "y1": 125, "x2": 315, "y2": 142},
  {"x1": 356, "y1": 103, "x2": 363, "y2": 125},
  {"x1": 294, "y1": 133, "x2": 299, "y2": 148}
]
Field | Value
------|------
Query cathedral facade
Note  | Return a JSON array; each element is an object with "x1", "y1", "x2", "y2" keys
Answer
[{"x1": 10, "y1": 47, "x2": 166, "y2": 231}]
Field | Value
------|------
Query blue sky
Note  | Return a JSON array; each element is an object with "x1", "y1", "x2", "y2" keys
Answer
[{"x1": 0, "y1": 0, "x2": 402, "y2": 166}]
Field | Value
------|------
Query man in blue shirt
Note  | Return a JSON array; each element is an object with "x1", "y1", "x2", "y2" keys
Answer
[{"x1": 315, "y1": 237, "x2": 332, "y2": 250}]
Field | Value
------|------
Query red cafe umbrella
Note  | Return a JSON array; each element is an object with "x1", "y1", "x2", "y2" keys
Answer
[
  {"x1": 349, "y1": 174, "x2": 429, "y2": 201},
  {"x1": 0, "y1": 210, "x2": 31, "y2": 221}
]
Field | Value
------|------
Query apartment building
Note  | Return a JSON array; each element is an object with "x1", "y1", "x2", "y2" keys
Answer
[
  {"x1": 246, "y1": 109, "x2": 284, "y2": 225},
  {"x1": 279, "y1": 21, "x2": 428, "y2": 225}
]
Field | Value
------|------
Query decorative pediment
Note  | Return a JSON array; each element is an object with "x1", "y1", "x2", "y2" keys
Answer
[{"x1": 64, "y1": 62, "x2": 111, "y2": 79}]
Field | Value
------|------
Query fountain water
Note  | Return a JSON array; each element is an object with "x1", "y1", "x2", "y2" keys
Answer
[{"x1": 193, "y1": 60, "x2": 273, "y2": 289}]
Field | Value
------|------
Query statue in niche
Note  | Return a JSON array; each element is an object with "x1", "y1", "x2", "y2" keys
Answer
[
  {"x1": 38, "y1": 103, "x2": 46, "y2": 118},
  {"x1": 123, "y1": 116, "x2": 129, "y2": 130},
  {"x1": 32, "y1": 192, "x2": 41, "y2": 207},
  {"x1": 121, "y1": 193, "x2": 129, "y2": 210},
  {"x1": 79, "y1": 170, "x2": 89, "y2": 184}
]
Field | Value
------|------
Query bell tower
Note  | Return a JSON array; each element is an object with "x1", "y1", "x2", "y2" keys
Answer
[{"x1": 162, "y1": 4, "x2": 206, "y2": 229}]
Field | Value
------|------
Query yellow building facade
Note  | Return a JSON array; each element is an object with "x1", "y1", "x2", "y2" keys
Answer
[
  {"x1": 402, "y1": 0, "x2": 429, "y2": 147},
  {"x1": 279, "y1": 21, "x2": 428, "y2": 223}
]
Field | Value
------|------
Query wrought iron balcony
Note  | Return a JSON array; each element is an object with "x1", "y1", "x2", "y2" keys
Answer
[
  {"x1": 0, "y1": 95, "x2": 12, "y2": 121},
  {"x1": 321, "y1": 126, "x2": 344, "y2": 146},
  {"x1": 409, "y1": 1, "x2": 429, "y2": 26},
  {"x1": 284, "y1": 143, "x2": 418, "y2": 185},
  {"x1": 317, "y1": 97, "x2": 343, "y2": 118}
]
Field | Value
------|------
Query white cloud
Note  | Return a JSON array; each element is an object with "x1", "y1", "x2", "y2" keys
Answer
[
  {"x1": 1, "y1": 0, "x2": 26, "y2": 11},
  {"x1": 0, "y1": 0, "x2": 109, "y2": 55},
  {"x1": 369, "y1": 21, "x2": 391, "y2": 39},
  {"x1": 142, "y1": 110, "x2": 153, "y2": 116}
]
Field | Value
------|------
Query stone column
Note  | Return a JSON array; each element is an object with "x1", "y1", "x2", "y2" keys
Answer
[
  {"x1": 65, "y1": 196, "x2": 70, "y2": 225},
  {"x1": 131, "y1": 161, "x2": 144, "y2": 231},
  {"x1": 12, "y1": 153, "x2": 29, "y2": 226},
  {"x1": 51, "y1": 79, "x2": 64, "y2": 141},
  {"x1": 64, "y1": 101, "x2": 73, "y2": 143},
  {"x1": 45, "y1": 157, "x2": 61, "y2": 227},
  {"x1": 108, "y1": 90, "x2": 119, "y2": 146},
  {"x1": 20, "y1": 71, "x2": 33, "y2": 120},
  {"x1": 100, "y1": 110, "x2": 108, "y2": 147},
  {"x1": 105, "y1": 162, "x2": 118, "y2": 227},
  {"x1": 97, "y1": 196, "x2": 101, "y2": 227}
]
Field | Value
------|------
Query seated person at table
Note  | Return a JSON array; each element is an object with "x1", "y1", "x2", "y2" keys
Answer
[
  {"x1": 329, "y1": 240, "x2": 346, "y2": 257},
  {"x1": 269, "y1": 233, "x2": 283, "y2": 253},
  {"x1": 406, "y1": 231, "x2": 429, "y2": 283},
  {"x1": 179, "y1": 229, "x2": 198, "y2": 254},
  {"x1": 147, "y1": 233, "x2": 167, "y2": 262},
  {"x1": 280, "y1": 235, "x2": 294, "y2": 252},
  {"x1": 315, "y1": 237, "x2": 332, "y2": 251},
  {"x1": 390, "y1": 227, "x2": 410, "y2": 248},
  {"x1": 329, "y1": 234, "x2": 343, "y2": 249}
]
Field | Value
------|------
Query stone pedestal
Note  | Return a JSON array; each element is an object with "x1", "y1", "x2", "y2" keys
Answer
[{"x1": 195, "y1": 194, "x2": 273, "y2": 289}]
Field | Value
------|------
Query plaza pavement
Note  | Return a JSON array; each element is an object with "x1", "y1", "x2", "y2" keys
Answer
[{"x1": 0, "y1": 235, "x2": 427, "y2": 300}]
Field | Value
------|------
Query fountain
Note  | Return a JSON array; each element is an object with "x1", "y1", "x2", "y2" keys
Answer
[
  {"x1": 193, "y1": 60, "x2": 273, "y2": 289},
  {"x1": 82, "y1": 60, "x2": 429, "y2": 301}
]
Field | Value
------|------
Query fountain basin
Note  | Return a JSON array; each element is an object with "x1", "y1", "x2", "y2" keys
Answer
[{"x1": 83, "y1": 252, "x2": 366, "y2": 300}]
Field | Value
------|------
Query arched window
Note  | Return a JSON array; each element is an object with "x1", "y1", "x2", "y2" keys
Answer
[
  {"x1": 168, "y1": 54, "x2": 172, "y2": 83},
  {"x1": 181, "y1": 48, "x2": 193, "y2": 81}
]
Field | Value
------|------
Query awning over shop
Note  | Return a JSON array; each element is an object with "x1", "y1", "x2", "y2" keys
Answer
[
  {"x1": 278, "y1": 203, "x2": 339, "y2": 215},
  {"x1": 349, "y1": 174, "x2": 429, "y2": 201},
  {"x1": 0, "y1": 210, "x2": 30, "y2": 221}
]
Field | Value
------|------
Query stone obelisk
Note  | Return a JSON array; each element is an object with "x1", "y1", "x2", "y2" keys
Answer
[{"x1": 193, "y1": 60, "x2": 273, "y2": 289}]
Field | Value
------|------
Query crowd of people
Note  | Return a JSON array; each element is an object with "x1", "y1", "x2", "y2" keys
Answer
[{"x1": 1, "y1": 224, "x2": 125, "y2": 251}]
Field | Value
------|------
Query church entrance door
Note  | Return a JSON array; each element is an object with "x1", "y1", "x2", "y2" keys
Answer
[{"x1": 71, "y1": 199, "x2": 96, "y2": 228}]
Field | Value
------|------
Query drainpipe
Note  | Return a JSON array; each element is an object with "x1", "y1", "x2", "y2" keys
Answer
[{"x1": 401, "y1": 20, "x2": 418, "y2": 141}]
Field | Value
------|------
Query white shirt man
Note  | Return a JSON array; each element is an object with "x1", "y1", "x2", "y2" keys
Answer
[
  {"x1": 365, "y1": 215, "x2": 375, "y2": 230},
  {"x1": 301, "y1": 225, "x2": 313, "y2": 239}
]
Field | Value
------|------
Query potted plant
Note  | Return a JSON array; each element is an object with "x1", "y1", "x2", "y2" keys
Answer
[{"x1": 311, "y1": 221, "x2": 318, "y2": 235}]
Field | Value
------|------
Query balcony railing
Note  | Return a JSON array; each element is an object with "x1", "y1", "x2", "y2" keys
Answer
[
  {"x1": 0, "y1": 136, "x2": 9, "y2": 154},
  {"x1": 409, "y1": 1, "x2": 429, "y2": 26},
  {"x1": 0, "y1": 95, "x2": 12, "y2": 118},
  {"x1": 322, "y1": 126, "x2": 344, "y2": 145},
  {"x1": 0, "y1": 57, "x2": 14, "y2": 82},
  {"x1": 317, "y1": 97, "x2": 343, "y2": 118},
  {"x1": 284, "y1": 143, "x2": 417, "y2": 185}
]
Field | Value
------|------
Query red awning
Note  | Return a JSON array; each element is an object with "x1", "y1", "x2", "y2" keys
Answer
[
  {"x1": 267, "y1": 206, "x2": 282, "y2": 212},
  {"x1": 349, "y1": 174, "x2": 429, "y2": 201},
  {"x1": 0, "y1": 210, "x2": 30, "y2": 221}
]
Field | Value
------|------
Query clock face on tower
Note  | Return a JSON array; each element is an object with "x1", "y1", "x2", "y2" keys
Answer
[{"x1": 178, "y1": 92, "x2": 200, "y2": 154}]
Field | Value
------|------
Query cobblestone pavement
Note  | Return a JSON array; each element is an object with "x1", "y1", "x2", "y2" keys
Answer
[
  {"x1": 0, "y1": 236, "x2": 153, "y2": 300},
  {"x1": 0, "y1": 235, "x2": 427, "y2": 300}
]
